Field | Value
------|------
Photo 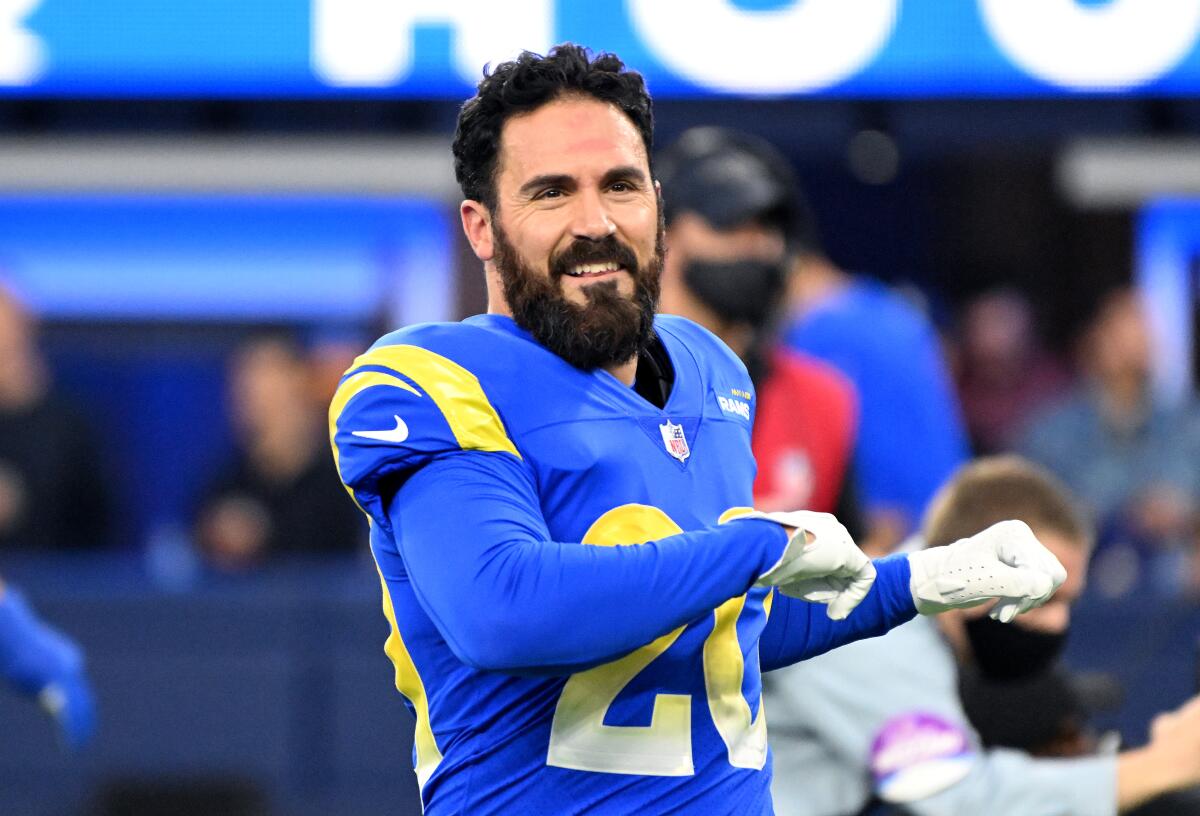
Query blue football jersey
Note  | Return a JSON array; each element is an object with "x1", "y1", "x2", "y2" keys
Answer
[{"x1": 330, "y1": 313, "x2": 914, "y2": 814}]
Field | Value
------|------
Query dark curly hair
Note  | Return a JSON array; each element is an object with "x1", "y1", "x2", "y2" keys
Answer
[{"x1": 452, "y1": 43, "x2": 654, "y2": 211}]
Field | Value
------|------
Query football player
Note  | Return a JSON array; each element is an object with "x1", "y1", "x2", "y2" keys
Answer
[{"x1": 330, "y1": 44, "x2": 1066, "y2": 815}]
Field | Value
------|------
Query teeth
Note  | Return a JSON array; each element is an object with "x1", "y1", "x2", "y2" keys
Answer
[{"x1": 568, "y1": 262, "x2": 621, "y2": 277}]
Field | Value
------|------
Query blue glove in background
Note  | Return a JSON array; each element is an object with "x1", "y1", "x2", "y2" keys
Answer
[{"x1": 0, "y1": 586, "x2": 96, "y2": 749}]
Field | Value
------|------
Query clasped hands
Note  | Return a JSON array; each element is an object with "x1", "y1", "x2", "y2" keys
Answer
[{"x1": 744, "y1": 512, "x2": 1067, "y2": 622}]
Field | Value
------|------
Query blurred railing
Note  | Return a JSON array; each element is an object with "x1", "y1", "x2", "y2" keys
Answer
[{"x1": 0, "y1": 552, "x2": 422, "y2": 816}]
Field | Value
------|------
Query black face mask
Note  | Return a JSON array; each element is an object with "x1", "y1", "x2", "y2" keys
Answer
[
  {"x1": 682, "y1": 259, "x2": 784, "y2": 326},
  {"x1": 964, "y1": 615, "x2": 1067, "y2": 681}
]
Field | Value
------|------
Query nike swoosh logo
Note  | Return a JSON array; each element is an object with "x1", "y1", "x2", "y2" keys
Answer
[{"x1": 351, "y1": 415, "x2": 409, "y2": 443}]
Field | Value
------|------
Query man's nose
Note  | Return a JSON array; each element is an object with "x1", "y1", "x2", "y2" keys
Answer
[{"x1": 570, "y1": 189, "x2": 616, "y2": 241}]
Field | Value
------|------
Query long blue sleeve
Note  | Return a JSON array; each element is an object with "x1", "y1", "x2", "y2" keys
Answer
[
  {"x1": 759, "y1": 553, "x2": 916, "y2": 672},
  {"x1": 387, "y1": 450, "x2": 789, "y2": 675}
]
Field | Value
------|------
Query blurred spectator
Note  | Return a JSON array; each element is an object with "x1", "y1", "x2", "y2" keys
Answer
[
  {"x1": 953, "y1": 288, "x2": 1072, "y2": 455},
  {"x1": 656, "y1": 127, "x2": 862, "y2": 530},
  {"x1": 782, "y1": 192, "x2": 969, "y2": 552},
  {"x1": 767, "y1": 455, "x2": 1200, "y2": 816},
  {"x1": 0, "y1": 282, "x2": 111, "y2": 550},
  {"x1": 195, "y1": 333, "x2": 366, "y2": 571},
  {"x1": 1018, "y1": 287, "x2": 1200, "y2": 598}
]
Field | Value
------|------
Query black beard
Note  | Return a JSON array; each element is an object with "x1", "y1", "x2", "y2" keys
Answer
[{"x1": 493, "y1": 223, "x2": 663, "y2": 371}]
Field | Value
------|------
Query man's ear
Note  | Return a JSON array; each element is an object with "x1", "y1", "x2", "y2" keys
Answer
[{"x1": 461, "y1": 200, "x2": 494, "y2": 261}]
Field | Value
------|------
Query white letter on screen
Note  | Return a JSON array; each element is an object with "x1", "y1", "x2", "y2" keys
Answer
[
  {"x1": 0, "y1": 0, "x2": 45, "y2": 86},
  {"x1": 979, "y1": 0, "x2": 1200, "y2": 90},
  {"x1": 628, "y1": 0, "x2": 898, "y2": 94},
  {"x1": 312, "y1": 0, "x2": 553, "y2": 87}
]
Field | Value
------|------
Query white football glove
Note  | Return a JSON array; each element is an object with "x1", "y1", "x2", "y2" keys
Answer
[
  {"x1": 907, "y1": 519, "x2": 1067, "y2": 621},
  {"x1": 742, "y1": 510, "x2": 876, "y2": 620}
]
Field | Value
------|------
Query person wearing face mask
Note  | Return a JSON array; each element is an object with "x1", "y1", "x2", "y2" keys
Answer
[
  {"x1": 657, "y1": 127, "x2": 864, "y2": 534},
  {"x1": 766, "y1": 454, "x2": 1200, "y2": 816}
]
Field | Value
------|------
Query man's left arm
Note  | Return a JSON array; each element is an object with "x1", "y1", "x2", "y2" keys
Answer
[
  {"x1": 760, "y1": 553, "x2": 915, "y2": 672},
  {"x1": 761, "y1": 519, "x2": 1069, "y2": 672}
]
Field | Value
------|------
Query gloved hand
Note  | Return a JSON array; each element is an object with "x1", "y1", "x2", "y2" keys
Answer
[
  {"x1": 907, "y1": 519, "x2": 1067, "y2": 621},
  {"x1": 0, "y1": 586, "x2": 96, "y2": 749},
  {"x1": 744, "y1": 510, "x2": 876, "y2": 620}
]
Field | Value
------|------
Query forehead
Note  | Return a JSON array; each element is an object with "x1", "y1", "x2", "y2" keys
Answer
[
  {"x1": 496, "y1": 96, "x2": 649, "y2": 187},
  {"x1": 668, "y1": 212, "x2": 784, "y2": 261},
  {"x1": 1037, "y1": 529, "x2": 1088, "y2": 598}
]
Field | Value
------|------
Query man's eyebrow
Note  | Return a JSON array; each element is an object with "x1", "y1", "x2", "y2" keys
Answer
[
  {"x1": 602, "y1": 166, "x2": 648, "y2": 186},
  {"x1": 518, "y1": 174, "x2": 576, "y2": 196}
]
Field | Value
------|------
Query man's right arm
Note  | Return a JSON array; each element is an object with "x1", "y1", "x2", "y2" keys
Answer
[
  {"x1": 922, "y1": 708, "x2": 1200, "y2": 816},
  {"x1": 1117, "y1": 694, "x2": 1200, "y2": 812},
  {"x1": 387, "y1": 449, "x2": 788, "y2": 675}
]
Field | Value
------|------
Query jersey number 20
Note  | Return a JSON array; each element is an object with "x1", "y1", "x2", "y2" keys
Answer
[{"x1": 546, "y1": 504, "x2": 769, "y2": 776}]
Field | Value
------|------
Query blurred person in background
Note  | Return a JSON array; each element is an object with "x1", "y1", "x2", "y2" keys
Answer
[
  {"x1": 767, "y1": 455, "x2": 1200, "y2": 816},
  {"x1": 195, "y1": 333, "x2": 366, "y2": 571},
  {"x1": 952, "y1": 288, "x2": 1072, "y2": 455},
  {"x1": 783, "y1": 191, "x2": 969, "y2": 553},
  {"x1": 0, "y1": 575, "x2": 95, "y2": 749},
  {"x1": 0, "y1": 281, "x2": 111, "y2": 550},
  {"x1": 656, "y1": 127, "x2": 862, "y2": 531},
  {"x1": 1018, "y1": 287, "x2": 1200, "y2": 599}
]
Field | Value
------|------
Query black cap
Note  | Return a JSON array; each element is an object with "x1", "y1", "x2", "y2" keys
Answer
[{"x1": 656, "y1": 127, "x2": 819, "y2": 252}]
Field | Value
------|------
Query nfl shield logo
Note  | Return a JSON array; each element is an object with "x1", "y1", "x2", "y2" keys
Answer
[{"x1": 659, "y1": 421, "x2": 690, "y2": 462}]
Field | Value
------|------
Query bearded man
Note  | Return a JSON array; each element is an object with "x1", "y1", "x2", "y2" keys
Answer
[{"x1": 329, "y1": 44, "x2": 1067, "y2": 816}]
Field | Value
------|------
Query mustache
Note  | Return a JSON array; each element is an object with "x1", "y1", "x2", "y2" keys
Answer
[{"x1": 549, "y1": 235, "x2": 640, "y2": 279}]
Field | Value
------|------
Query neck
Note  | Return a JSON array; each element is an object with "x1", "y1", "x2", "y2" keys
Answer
[
  {"x1": 605, "y1": 355, "x2": 639, "y2": 386},
  {"x1": 484, "y1": 266, "x2": 512, "y2": 316},
  {"x1": 486, "y1": 296, "x2": 513, "y2": 317}
]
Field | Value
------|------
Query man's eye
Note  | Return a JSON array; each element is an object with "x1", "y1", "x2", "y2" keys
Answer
[
  {"x1": 537, "y1": 188, "x2": 563, "y2": 200},
  {"x1": 610, "y1": 181, "x2": 633, "y2": 192}
]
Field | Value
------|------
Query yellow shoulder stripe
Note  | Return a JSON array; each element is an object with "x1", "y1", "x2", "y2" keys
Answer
[
  {"x1": 717, "y1": 507, "x2": 755, "y2": 524},
  {"x1": 333, "y1": 343, "x2": 520, "y2": 460},
  {"x1": 328, "y1": 371, "x2": 420, "y2": 481},
  {"x1": 717, "y1": 506, "x2": 773, "y2": 618}
]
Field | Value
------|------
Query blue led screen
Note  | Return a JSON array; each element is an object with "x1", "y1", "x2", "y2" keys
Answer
[
  {"x1": 5, "y1": 1, "x2": 1200, "y2": 98},
  {"x1": 0, "y1": 195, "x2": 454, "y2": 324}
]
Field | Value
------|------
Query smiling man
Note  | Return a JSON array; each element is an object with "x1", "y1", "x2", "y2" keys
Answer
[
  {"x1": 460, "y1": 90, "x2": 662, "y2": 379},
  {"x1": 328, "y1": 44, "x2": 1067, "y2": 815}
]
